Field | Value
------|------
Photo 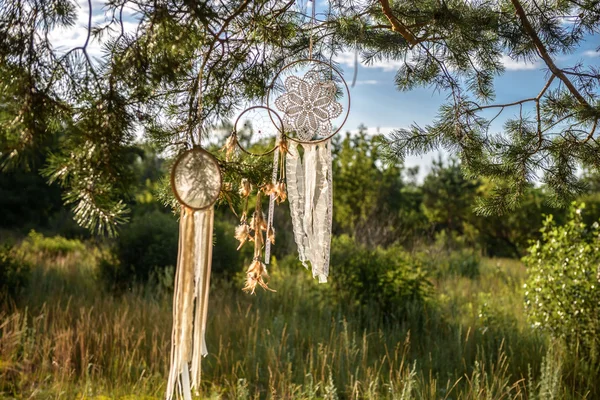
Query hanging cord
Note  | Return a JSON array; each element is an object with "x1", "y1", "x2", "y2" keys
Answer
[
  {"x1": 308, "y1": 0, "x2": 316, "y2": 60},
  {"x1": 351, "y1": 43, "x2": 358, "y2": 87},
  {"x1": 195, "y1": 56, "x2": 204, "y2": 147}
]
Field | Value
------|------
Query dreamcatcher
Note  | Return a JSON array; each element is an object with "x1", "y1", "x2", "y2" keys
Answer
[
  {"x1": 167, "y1": 147, "x2": 222, "y2": 400},
  {"x1": 226, "y1": 106, "x2": 286, "y2": 291},
  {"x1": 267, "y1": 58, "x2": 350, "y2": 283},
  {"x1": 165, "y1": 2, "x2": 350, "y2": 398}
]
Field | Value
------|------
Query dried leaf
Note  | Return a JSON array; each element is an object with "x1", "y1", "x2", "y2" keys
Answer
[
  {"x1": 221, "y1": 135, "x2": 237, "y2": 161},
  {"x1": 262, "y1": 182, "x2": 276, "y2": 196}
]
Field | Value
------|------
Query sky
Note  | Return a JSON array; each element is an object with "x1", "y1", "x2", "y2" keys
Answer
[{"x1": 49, "y1": 0, "x2": 600, "y2": 178}]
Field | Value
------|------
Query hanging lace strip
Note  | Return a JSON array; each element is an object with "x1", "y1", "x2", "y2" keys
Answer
[
  {"x1": 286, "y1": 140, "x2": 333, "y2": 282},
  {"x1": 264, "y1": 134, "x2": 280, "y2": 264},
  {"x1": 167, "y1": 206, "x2": 214, "y2": 400}
]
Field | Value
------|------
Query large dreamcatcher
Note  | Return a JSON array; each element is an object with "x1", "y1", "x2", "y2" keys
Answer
[{"x1": 267, "y1": 59, "x2": 350, "y2": 282}]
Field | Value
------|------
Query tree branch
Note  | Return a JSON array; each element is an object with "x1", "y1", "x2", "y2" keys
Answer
[
  {"x1": 378, "y1": 0, "x2": 418, "y2": 46},
  {"x1": 510, "y1": 0, "x2": 589, "y2": 107}
]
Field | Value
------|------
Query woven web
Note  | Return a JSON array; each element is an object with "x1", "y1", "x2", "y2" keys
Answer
[
  {"x1": 173, "y1": 150, "x2": 221, "y2": 209},
  {"x1": 235, "y1": 108, "x2": 283, "y2": 144}
]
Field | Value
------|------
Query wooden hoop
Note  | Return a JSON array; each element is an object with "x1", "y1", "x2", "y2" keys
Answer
[
  {"x1": 230, "y1": 105, "x2": 285, "y2": 156},
  {"x1": 266, "y1": 58, "x2": 351, "y2": 144},
  {"x1": 170, "y1": 147, "x2": 222, "y2": 210}
]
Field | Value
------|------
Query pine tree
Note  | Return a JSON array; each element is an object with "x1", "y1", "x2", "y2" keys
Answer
[
  {"x1": 332, "y1": 0, "x2": 600, "y2": 213},
  {"x1": 0, "y1": 0, "x2": 308, "y2": 234},
  {"x1": 1, "y1": 0, "x2": 600, "y2": 233}
]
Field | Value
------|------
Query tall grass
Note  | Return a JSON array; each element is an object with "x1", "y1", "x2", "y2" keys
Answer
[{"x1": 0, "y1": 246, "x2": 592, "y2": 399}]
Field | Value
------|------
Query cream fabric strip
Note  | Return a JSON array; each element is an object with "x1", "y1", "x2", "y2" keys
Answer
[
  {"x1": 167, "y1": 206, "x2": 214, "y2": 400},
  {"x1": 286, "y1": 139, "x2": 333, "y2": 282},
  {"x1": 286, "y1": 141, "x2": 308, "y2": 266}
]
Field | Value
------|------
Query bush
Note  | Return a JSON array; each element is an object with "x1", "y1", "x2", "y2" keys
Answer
[
  {"x1": 212, "y1": 219, "x2": 243, "y2": 277},
  {"x1": 417, "y1": 232, "x2": 481, "y2": 279},
  {"x1": 329, "y1": 235, "x2": 431, "y2": 317},
  {"x1": 99, "y1": 209, "x2": 245, "y2": 289},
  {"x1": 19, "y1": 230, "x2": 86, "y2": 258},
  {"x1": 100, "y1": 210, "x2": 179, "y2": 289},
  {"x1": 0, "y1": 245, "x2": 30, "y2": 300},
  {"x1": 445, "y1": 248, "x2": 480, "y2": 278},
  {"x1": 523, "y1": 203, "x2": 600, "y2": 360}
]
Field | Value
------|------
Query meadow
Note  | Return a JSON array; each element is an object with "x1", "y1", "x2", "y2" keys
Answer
[{"x1": 0, "y1": 233, "x2": 592, "y2": 400}]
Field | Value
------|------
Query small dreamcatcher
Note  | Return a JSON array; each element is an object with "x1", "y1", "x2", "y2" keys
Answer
[
  {"x1": 267, "y1": 58, "x2": 350, "y2": 283},
  {"x1": 225, "y1": 106, "x2": 286, "y2": 292},
  {"x1": 167, "y1": 147, "x2": 222, "y2": 400}
]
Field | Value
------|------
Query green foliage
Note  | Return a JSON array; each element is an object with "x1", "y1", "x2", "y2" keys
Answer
[
  {"x1": 2, "y1": 0, "x2": 599, "y2": 234},
  {"x1": 524, "y1": 203, "x2": 600, "y2": 360},
  {"x1": 0, "y1": 169, "x2": 64, "y2": 231},
  {"x1": 212, "y1": 218, "x2": 243, "y2": 278},
  {"x1": 0, "y1": 0, "x2": 308, "y2": 235},
  {"x1": 18, "y1": 230, "x2": 86, "y2": 258},
  {"x1": 99, "y1": 210, "x2": 179, "y2": 289},
  {"x1": 473, "y1": 185, "x2": 566, "y2": 258},
  {"x1": 329, "y1": 235, "x2": 431, "y2": 316},
  {"x1": 332, "y1": 128, "x2": 427, "y2": 247},
  {"x1": 421, "y1": 158, "x2": 479, "y2": 235},
  {"x1": 0, "y1": 245, "x2": 30, "y2": 300},
  {"x1": 365, "y1": 0, "x2": 600, "y2": 212}
]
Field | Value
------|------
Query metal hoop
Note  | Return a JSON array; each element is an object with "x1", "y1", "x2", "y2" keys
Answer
[
  {"x1": 231, "y1": 105, "x2": 285, "y2": 156},
  {"x1": 170, "y1": 146, "x2": 222, "y2": 211},
  {"x1": 266, "y1": 58, "x2": 351, "y2": 144}
]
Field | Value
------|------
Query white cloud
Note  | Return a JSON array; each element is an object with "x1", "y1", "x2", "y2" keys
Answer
[
  {"x1": 47, "y1": 0, "x2": 138, "y2": 60},
  {"x1": 583, "y1": 50, "x2": 599, "y2": 57},
  {"x1": 337, "y1": 50, "x2": 543, "y2": 73},
  {"x1": 354, "y1": 80, "x2": 379, "y2": 85},
  {"x1": 335, "y1": 51, "x2": 403, "y2": 72},
  {"x1": 500, "y1": 55, "x2": 542, "y2": 71},
  {"x1": 347, "y1": 126, "x2": 398, "y2": 135}
]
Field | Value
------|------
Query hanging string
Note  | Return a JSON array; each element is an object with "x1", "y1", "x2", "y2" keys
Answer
[
  {"x1": 308, "y1": 0, "x2": 316, "y2": 60},
  {"x1": 351, "y1": 42, "x2": 358, "y2": 88},
  {"x1": 195, "y1": 56, "x2": 204, "y2": 147},
  {"x1": 264, "y1": 133, "x2": 280, "y2": 264}
]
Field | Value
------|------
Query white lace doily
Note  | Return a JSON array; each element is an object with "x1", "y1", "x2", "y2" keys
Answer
[{"x1": 274, "y1": 71, "x2": 343, "y2": 141}]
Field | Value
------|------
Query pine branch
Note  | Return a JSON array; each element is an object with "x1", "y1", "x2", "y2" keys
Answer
[{"x1": 510, "y1": 0, "x2": 590, "y2": 107}]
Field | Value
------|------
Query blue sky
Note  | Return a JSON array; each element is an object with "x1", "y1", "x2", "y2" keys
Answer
[
  {"x1": 50, "y1": 0, "x2": 600, "y2": 176},
  {"x1": 332, "y1": 39, "x2": 599, "y2": 176}
]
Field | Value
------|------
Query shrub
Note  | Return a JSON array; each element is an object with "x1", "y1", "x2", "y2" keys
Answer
[
  {"x1": 329, "y1": 235, "x2": 431, "y2": 317},
  {"x1": 99, "y1": 210, "x2": 179, "y2": 289},
  {"x1": 416, "y1": 231, "x2": 481, "y2": 279},
  {"x1": 445, "y1": 248, "x2": 480, "y2": 278},
  {"x1": 19, "y1": 230, "x2": 86, "y2": 258},
  {"x1": 99, "y1": 210, "x2": 245, "y2": 289},
  {"x1": 212, "y1": 219, "x2": 243, "y2": 277},
  {"x1": 523, "y1": 203, "x2": 600, "y2": 360},
  {"x1": 0, "y1": 245, "x2": 30, "y2": 300}
]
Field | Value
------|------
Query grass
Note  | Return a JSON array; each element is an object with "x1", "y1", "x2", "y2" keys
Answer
[{"x1": 0, "y1": 244, "x2": 593, "y2": 399}]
